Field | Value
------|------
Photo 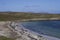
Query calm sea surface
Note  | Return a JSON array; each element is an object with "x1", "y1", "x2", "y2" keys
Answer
[{"x1": 19, "y1": 20, "x2": 60, "y2": 38}]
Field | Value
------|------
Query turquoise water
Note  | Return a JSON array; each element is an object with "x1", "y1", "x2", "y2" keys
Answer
[{"x1": 20, "y1": 21, "x2": 60, "y2": 38}]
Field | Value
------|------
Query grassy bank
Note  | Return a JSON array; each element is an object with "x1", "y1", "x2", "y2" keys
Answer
[
  {"x1": 0, "y1": 36, "x2": 15, "y2": 40},
  {"x1": 0, "y1": 12, "x2": 60, "y2": 21}
]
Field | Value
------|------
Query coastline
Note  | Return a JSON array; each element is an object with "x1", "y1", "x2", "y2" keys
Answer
[
  {"x1": 0, "y1": 21, "x2": 60, "y2": 40},
  {"x1": 18, "y1": 21, "x2": 60, "y2": 40},
  {"x1": 18, "y1": 22, "x2": 60, "y2": 40},
  {"x1": 22, "y1": 25, "x2": 60, "y2": 40},
  {"x1": 16, "y1": 18, "x2": 60, "y2": 22},
  {"x1": 22, "y1": 24, "x2": 60, "y2": 40}
]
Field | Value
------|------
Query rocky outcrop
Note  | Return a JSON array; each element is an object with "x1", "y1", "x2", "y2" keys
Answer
[
  {"x1": 0, "y1": 21, "x2": 47, "y2": 40},
  {"x1": 0, "y1": 21, "x2": 18, "y2": 38},
  {"x1": 9, "y1": 21, "x2": 47, "y2": 40}
]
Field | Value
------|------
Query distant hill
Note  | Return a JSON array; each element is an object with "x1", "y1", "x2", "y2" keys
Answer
[{"x1": 0, "y1": 12, "x2": 60, "y2": 21}]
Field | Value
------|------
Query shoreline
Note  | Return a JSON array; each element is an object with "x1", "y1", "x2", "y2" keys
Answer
[
  {"x1": 2, "y1": 21, "x2": 60, "y2": 40},
  {"x1": 16, "y1": 18, "x2": 60, "y2": 22},
  {"x1": 22, "y1": 24, "x2": 60, "y2": 40},
  {"x1": 18, "y1": 23, "x2": 60, "y2": 40},
  {"x1": 23, "y1": 27, "x2": 60, "y2": 40}
]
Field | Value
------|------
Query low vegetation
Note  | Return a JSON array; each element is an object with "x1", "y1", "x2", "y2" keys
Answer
[
  {"x1": 0, "y1": 12, "x2": 60, "y2": 21},
  {"x1": 0, "y1": 36, "x2": 15, "y2": 40}
]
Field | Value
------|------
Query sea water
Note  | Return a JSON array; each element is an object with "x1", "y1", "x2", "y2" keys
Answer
[{"x1": 19, "y1": 20, "x2": 60, "y2": 38}]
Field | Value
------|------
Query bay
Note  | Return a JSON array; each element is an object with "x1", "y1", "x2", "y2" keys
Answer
[{"x1": 19, "y1": 20, "x2": 60, "y2": 38}]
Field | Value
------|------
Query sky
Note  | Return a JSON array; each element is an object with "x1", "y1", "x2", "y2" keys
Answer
[{"x1": 0, "y1": 0, "x2": 60, "y2": 13}]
